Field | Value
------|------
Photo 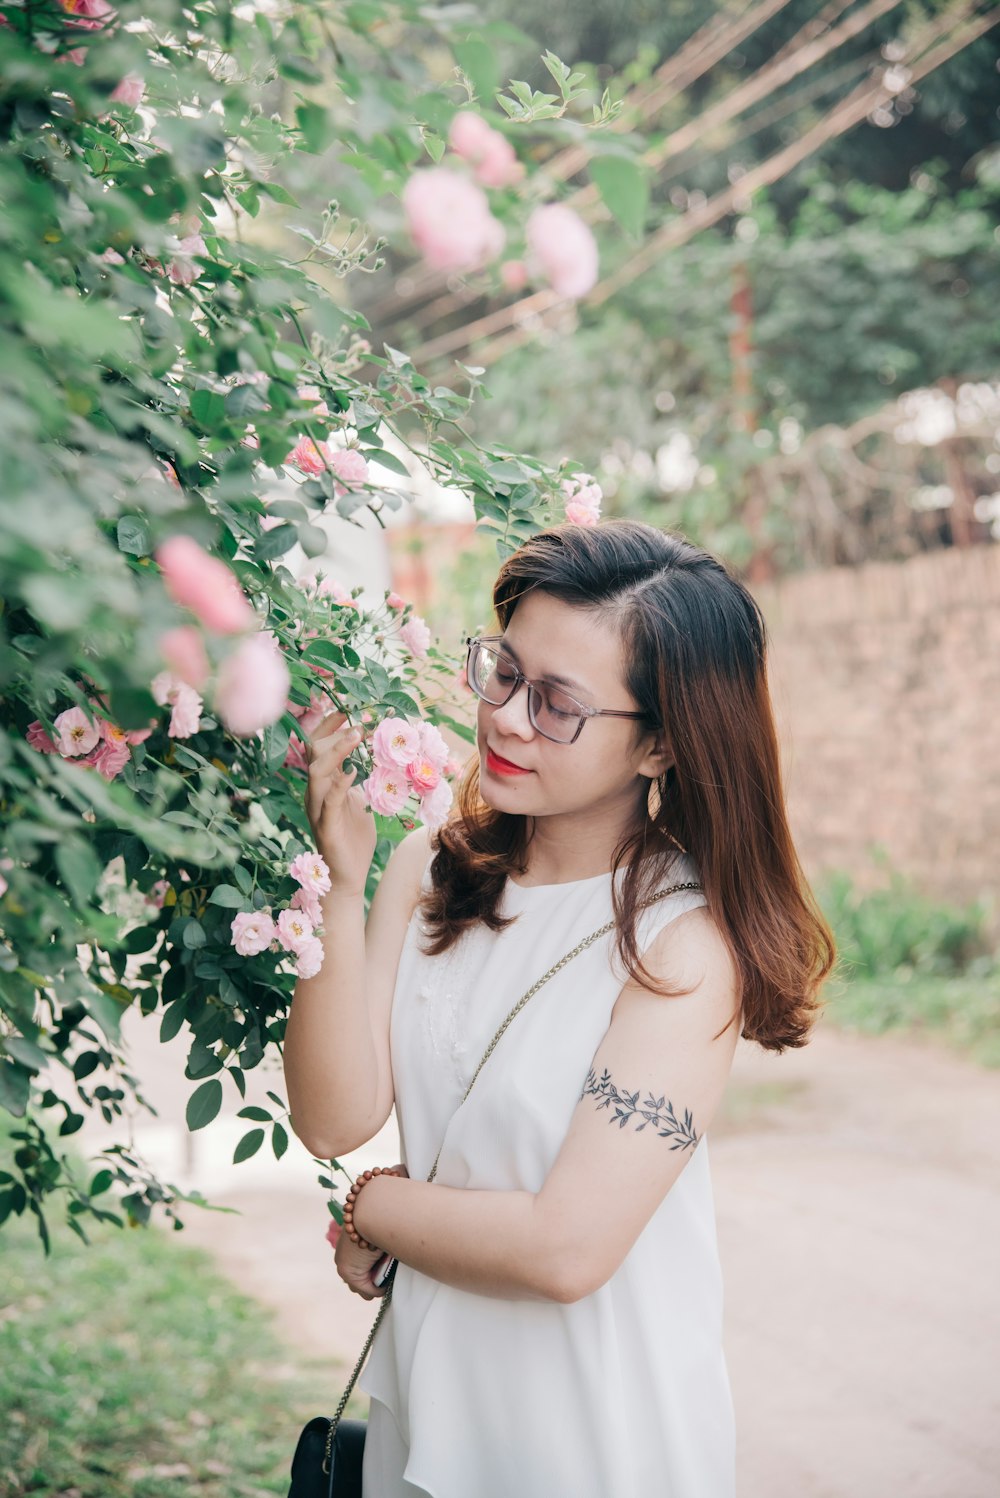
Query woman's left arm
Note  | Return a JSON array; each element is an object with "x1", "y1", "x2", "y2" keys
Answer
[{"x1": 352, "y1": 906, "x2": 740, "y2": 1303}]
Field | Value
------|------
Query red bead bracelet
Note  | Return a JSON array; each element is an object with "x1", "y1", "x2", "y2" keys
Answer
[{"x1": 342, "y1": 1165, "x2": 402, "y2": 1251}]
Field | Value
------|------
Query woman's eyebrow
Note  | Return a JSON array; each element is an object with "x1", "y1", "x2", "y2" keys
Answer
[{"x1": 499, "y1": 638, "x2": 588, "y2": 694}]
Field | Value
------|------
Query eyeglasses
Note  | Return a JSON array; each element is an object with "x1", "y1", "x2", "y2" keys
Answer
[{"x1": 465, "y1": 636, "x2": 649, "y2": 745}]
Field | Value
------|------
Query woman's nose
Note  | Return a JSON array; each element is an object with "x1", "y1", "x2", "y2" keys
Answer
[{"x1": 490, "y1": 680, "x2": 535, "y2": 739}]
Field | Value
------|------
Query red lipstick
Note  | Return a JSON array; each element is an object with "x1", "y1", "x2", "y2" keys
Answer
[{"x1": 486, "y1": 747, "x2": 532, "y2": 776}]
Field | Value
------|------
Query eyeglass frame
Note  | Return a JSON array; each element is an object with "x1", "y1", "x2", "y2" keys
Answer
[{"x1": 465, "y1": 635, "x2": 652, "y2": 745}]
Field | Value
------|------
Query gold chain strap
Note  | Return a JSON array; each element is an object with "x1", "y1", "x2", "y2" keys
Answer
[{"x1": 323, "y1": 878, "x2": 702, "y2": 1468}]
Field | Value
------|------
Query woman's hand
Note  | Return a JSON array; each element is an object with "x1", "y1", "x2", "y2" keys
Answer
[
  {"x1": 305, "y1": 712, "x2": 377, "y2": 898},
  {"x1": 334, "y1": 1233, "x2": 390, "y2": 1300},
  {"x1": 333, "y1": 1162, "x2": 409, "y2": 1299}
]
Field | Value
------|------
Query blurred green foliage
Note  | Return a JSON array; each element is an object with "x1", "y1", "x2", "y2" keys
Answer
[{"x1": 0, "y1": 1186, "x2": 326, "y2": 1496}]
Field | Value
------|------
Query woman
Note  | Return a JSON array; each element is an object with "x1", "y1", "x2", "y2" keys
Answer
[{"x1": 283, "y1": 520, "x2": 835, "y2": 1498}]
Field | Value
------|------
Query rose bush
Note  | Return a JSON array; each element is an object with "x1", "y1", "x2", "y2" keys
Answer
[{"x1": 0, "y1": 0, "x2": 650, "y2": 1246}]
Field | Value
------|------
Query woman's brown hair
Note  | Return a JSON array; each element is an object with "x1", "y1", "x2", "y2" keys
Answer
[{"x1": 420, "y1": 520, "x2": 835, "y2": 1051}]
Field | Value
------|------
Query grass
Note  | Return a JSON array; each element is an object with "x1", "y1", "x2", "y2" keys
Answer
[
  {"x1": 820, "y1": 966, "x2": 1000, "y2": 1067},
  {"x1": 0, "y1": 1208, "x2": 347, "y2": 1498},
  {"x1": 813, "y1": 860, "x2": 1000, "y2": 1067}
]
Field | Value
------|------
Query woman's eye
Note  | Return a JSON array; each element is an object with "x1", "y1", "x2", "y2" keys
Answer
[{"x1": 494, "y1": 664, "x2": 517, "y2": 683}]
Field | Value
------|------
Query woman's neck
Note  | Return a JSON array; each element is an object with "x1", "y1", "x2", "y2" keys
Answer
[{"x1": 518, "y1": 806, "x2": 646, "y2": 887}]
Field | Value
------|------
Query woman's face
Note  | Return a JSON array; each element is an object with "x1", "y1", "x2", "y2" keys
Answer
[{"x1": 474, "y1": 590, "x2": 668, "y2": 824}]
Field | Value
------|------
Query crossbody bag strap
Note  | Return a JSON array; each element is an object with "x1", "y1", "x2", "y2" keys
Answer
[{"x1": 324, "y1": 877, "x2": 702, "y2": 1461}]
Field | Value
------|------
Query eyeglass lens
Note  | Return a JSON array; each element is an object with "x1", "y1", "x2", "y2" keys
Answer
[{"x1": 469, "y1": 641, "x2": 584, "y2": 743}]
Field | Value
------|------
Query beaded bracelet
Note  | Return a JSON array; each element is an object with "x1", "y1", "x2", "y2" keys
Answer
[{"x1": 342, "y1": 1165, "x2": 402, "y2": 1251}]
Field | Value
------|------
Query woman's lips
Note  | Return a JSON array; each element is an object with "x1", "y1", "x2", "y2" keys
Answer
[{"x1": 486, "y1": 747, "x2": 532, "y2": 776}]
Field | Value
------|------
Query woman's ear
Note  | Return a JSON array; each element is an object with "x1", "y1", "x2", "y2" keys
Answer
[{"x1": 638, "y1": 731, "x2": 673, "y2": 781}]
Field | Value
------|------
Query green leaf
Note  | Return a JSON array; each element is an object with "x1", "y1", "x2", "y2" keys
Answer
[
  {"x1": 208, "y1": 885, "x2": 247, "y2": 908},
  {"x1": 159, "y1": 1002, "x2": 186, "y2": 1044},
  {"x1": 237, "y1": 1105, "x2": 272, "y2": 1121},
  {"x1": 182, "y1": 921, "x2": 207, "y2": 949},
  {"x1": 453, "y1": 38, "x2": 501, "y2": 103},
  {"x1": 233, "y1": 1128, "x2": 265, "y2": 1163},
  {"x1": 254, "y1": 523, "x2": 299, "y2": 561},
  {"x1": 0, "y1": 1060, "x2": 31, "y2": 1117},
  {"x1": 117, "y1": 514, "x2": 152, "y2": 556},
  {"x1": 261, "y1": 719, "x2": 291, "y2": 770},
  {"x1": 589, "y1": 155, "x2": 649, "y2": 240},
  {"x1": 186, "y1": 1078, "x2": 223, "y2": 1131},
  {"x1": 296, "y1": 102, "x2": 334, "y2": 154},
  {"x1": 272, "y1": 1121, "x2": 289, "y2": 1159},
  {"x1": 190, "y1": 389, "x2": 229, "y2": 431},
  {"x1": 55, "y1": 838, "x2": 102, "y2": 909},
  {"x1": 89, "y1": 1169, "x2": 113, "y2": 1196}
]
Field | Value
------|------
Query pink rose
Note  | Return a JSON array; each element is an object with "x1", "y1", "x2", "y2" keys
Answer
[
  {"x1": 525, "y1": 204, "x2": 598, "y2": 300},
  {"x1": 155, "y1": 534, "x2": 255, "y2": 635},
  {"x1": 298, "y1": 384, "x2": 330, "y2": 418},
  {"x1": 328, "y1": 448, "x2": 369, "y2": 493},
  {"x1": 287, "y1": 436, "x2": 327, "y2": 475},
  {"x1": 448, "y1": 111, "x2": 495, "y2": 161},
  {"x1": 362, "y1": 765, "x2": 409, "y2": 816},
  {"x1": 372, "y1": 717, "x2": 422, "y2": 770},
  {"x1": 406, "y1": 757, "x2": 441, "y2": 795},
  {"x1": 474, "y1": 135, "x2": 523, "y2": 190},
  {"x1": 293, "y1": 935, "x2": 324, "y2": 980},
  {"x1": 565, "y1": 500, "x2": 599, "y2": 526},
  {"x1": 289, "y1": 851, "x2": 332, "y2": 897},
  {"x1": 443, "y1": 757, "x2": 462, "y2": 777},
  {"x1": 561, "y1": 472, "x2": 603, "y2": 526},
  {"x1": 26, "y1": 720, "x2": 58, "y2": 755},
  {"x1": 418, "y1": 778, "x2": 454, "y2": 830},
  {"x1": 90, "y1": 736, "x2": 131, "y2": 780},
  {"x1": 448, "y1": 112, "x2": 523, "y2": 189},
  {"x1": 291, "y1": 886, "x2": 323, "y2": 926},
  {"x1": 316, "y1": 577, "x2": 357, "y2": 609},
  {"x1": 230, "y1": 910, "x2": 277, "y2": 956},
  {"x1": 386, "y1": 591, "x2": 406, "y2": 611},
  {"x1": 158, "y1": 624, "x2": 210, "y2": 689},
  {"x1": 215, "y1": 631, "x2": 290, "y2": 738},
  {"x1": 61, "y1": 0, "x2": 114, "y2": 25},
  {"x1": 151, "y1": 673, "x2": 203, "y2": 739},
  {"x1": 325, "y1": 1217, "x2": 342, "y2": 1249},
  {"x1": 108, "y1": 73, "x2": 143, "y2": 108},
  {"x1": 284, "y1": 734, "x2": 309, "y2": 773},
  {"x1": 168, "y1": 233, "x2": 207, "y2": 286},
  {"x1": 145, "y1": 878, "x2": 170, "y2": 910},
  {"x1": 276, "y1": 906, "x2": 315, "y2": 953},
  {"x1": 399, "y1": 615, "x2": 431, "y2": 659},
  {"x1": 403, "y1": 168, "x2": 505, "y2": 273},
  {"x1": 500, "y1": 259, "x2": 528, "y2": 292},
  {"x1": 54, "y1": 706, "x2": 101, "y2": 758},
  {"x1": 417, "y1": 720, "x2": 450, "y2": 770}
]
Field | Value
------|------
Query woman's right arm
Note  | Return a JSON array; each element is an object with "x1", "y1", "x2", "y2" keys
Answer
[{"x1": 281, "y1": 712, "x2": 431, "y2": 1159}]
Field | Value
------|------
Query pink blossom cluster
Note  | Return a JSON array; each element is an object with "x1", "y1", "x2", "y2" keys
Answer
[
  {"x1": 286, "y1": 438, "x2": 370, "y2": 497},
  {"x1": 167, "y1": 231, "x2": 207, "y2": 287},
  {"x1": 362, "y1": 717, "x2": 454, "y2": 829},
  {"x1": 402, "y1": 113, "x2": 598, "y2": 300},
  {"x1": 25, "y1": 705, "x2": 154, "y2": 782},
  {"x1": 448, "y1": 112, "x2": 524, "y2": 190},
  {"x1": 229, "y1": 851, "x2": 333, "y2": 980},
  {"x1": 154, "y1": 535, "x2": 291, "y2": 737},
  {"x1": 561, "y1": 472, "x2": 603, "y2": 526}
]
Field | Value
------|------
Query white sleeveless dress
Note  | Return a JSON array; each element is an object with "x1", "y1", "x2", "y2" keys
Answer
[{"x1": 358, "y1": 850, "x2": 735, "y2": 1498}]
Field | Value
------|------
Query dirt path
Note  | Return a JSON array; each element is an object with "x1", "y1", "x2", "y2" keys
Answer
[{"x1": 81, "y1": 1016, "x2": 1000, "y2": 1497}]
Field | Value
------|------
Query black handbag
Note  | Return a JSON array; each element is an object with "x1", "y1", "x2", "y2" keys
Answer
[
  {"x1": 287, "y1": 879, "x2": 699, "y2": 1498},
  {"x1": 288, "y1": 1414, "x2": 367, "y2": 1498}
]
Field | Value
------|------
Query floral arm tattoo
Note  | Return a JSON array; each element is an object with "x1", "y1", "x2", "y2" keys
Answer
[{"x1": 582, "y1": 1067, "x2": 699, "y2": 1151}]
